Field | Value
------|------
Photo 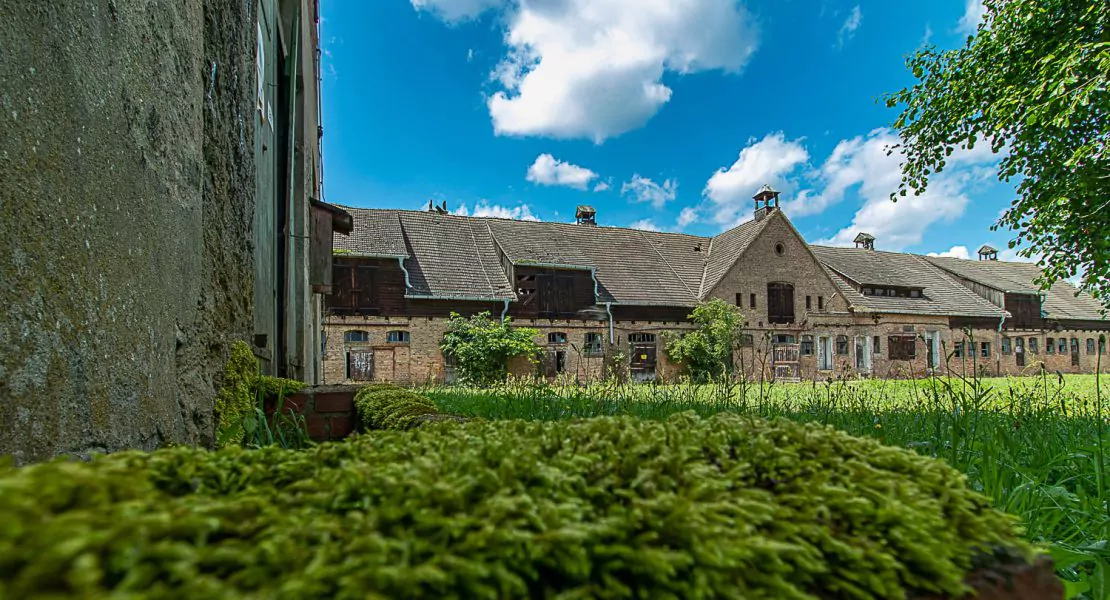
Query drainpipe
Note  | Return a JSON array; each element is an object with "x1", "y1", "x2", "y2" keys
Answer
[
  {"x1": 396, "y1": 257, "x2": 412, "y2": 289},
  {"x1": 997, "y1": 313, "x2": 1006, "y2": 376},
  {"x1": 501, "y1": 299, "x2": 510, "y2": 322},
  {"x1": 605, "y1": 302, "x2": 615, "y2": 343}
]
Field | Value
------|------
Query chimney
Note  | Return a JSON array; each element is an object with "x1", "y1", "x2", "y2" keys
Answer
[
  {"x1": 576, "y1": 205, "x2": 597, "y2": 226},
  {"x1": 752, "y1": 184, "x2": 780, "y2": 221},
  {"x1": 854, "y1": 232, "x2": 876, "y2": 250},
  {"x1": 978, "y1": 244, "x2": 998, "y2": 261}
]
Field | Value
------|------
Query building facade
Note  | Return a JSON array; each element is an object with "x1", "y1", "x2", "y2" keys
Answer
[{"x1": 322, "y1": 188, "x2": 1108, "y2": 385}]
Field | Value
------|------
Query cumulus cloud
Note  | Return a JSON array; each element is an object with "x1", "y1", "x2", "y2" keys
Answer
[
  {"x1": 453, "y1": 200, "x2": 540, "y2": 221},
  {"x1": 836, "y1": 6, "x2": 862, "y2": 48},
  {"x1": 703, "y1": 132, "x2": 809, "y2": 226},
  {"x1": 813, "y1": 129, "x2": 1000, "y2": 250},
  {"x1": 927, "y1": 245, "x2": 971, "y2": 260},
  {"x1": 629, "y1": 219, "x2": 662, "y2": 232},
  {"x1": 622, "y1": 175, "x2": 677, "y2": 209},
  {"x1": 526, "y1": 153, "x2": 598, "y2": 189},
  {"x1": 956, "y1": 0, "x2": 985, "y2": 35},
  {"x1": 593, "y1": 180, "x2": 611, "y2": 192},
  {"x1": 677, "y1": 206, "x2": 699, "y2": 228},
  {"x1": 411, "y1": 0, "x2": 503, "y2": 23},
  {"x1": 418, "y1": 0, "x2": 759, "y2": 142}
]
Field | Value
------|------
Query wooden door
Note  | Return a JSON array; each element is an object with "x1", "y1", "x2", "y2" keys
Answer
[
  {"x1": 629, "y1": 334, "x2": 657, "y2": 382},
  {"x1": 1015, "y1": 338, "x2": 1025, "y2": 367},
  {"x1": 767, "y1": 282, "x2": 795, "y2": 324},
  {"x1": 1071, "y1": 339, "x2": 1080, "y2": 367}
]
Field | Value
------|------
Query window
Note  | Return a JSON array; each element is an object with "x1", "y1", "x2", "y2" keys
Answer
[
  {"x1": 386, "y1": 330, "x2": 410, "y2": 343},
  {"x1": 818, "y1": 336, "x2": 833, "y2": 370},
  {"x1": 835, "y1": 335, "x2": 849, "y2": 355},
  {"x1": 1059, "y1": 338, "x2": 1068, "y2": 354},
  {"x1": 862, "y1": 287, "x2": 873, "y2": 296},
  {"x1": 739, "y1": 333, "x2": 754, "y2": 347},
  {"x1": 548, "y1": 332, "x2": 568, "y2": 344},
  {"x1": 749, "y1": 293, "x2": 756, "y2": 309},
  {"x1": 767, "y1": 282, "x2": 795, "y2": 324},
  {"x1": 772, "y1": 334, "x2": 797, "y2": 344},
  {"x1": 1046, "y1": 337, "x2": 1055, "y2": 354},
  {"x1": 344, "y1": 330, "x2": 369, "y2": 343},
  {"x1": 806, "y1": 295, "x2": 812, "y2": 310},
  {"x1": 954, "y1": 341, "x2": 964, "y2": 358},
  {"x1": 556, "y1": 350, "x2": 567, "y2": 373},
  {"x1": 1002, "y1": 337, "x2": 1011, "y2": 355},
  {"x1": 628, "y1": 333, "x2": 656, "y2": 344},
  {"x1": 888, "y1": 336, "x2": 916, "y2": 360},
  {"x1": 800, "y1": 335, "x2": 814, "y2": 355},
  {"x1": 817, "y1": 296, "x2": 825, "y2": 310},
  {"x1": 583, "y1": 333, "x2": 603, "y2": 356},
  {"x1": 735, "y1": 293, "x2": 742, "y2": 307},
  {"x1": 1101, "y1": 337, "x2": 1107, "y2": 355},
  {"x1": 910, "y1": 290, "x2": 922, "y2": 298},
  {"x1": 980, "y1": 342, "x2": 991, "y2": 358},
  {"x1": 1029, "y1": 337, "x2": 1038, "y2": 354},
  {"x1": 1087, "y1": 338, "x2": 1097, "y2": 355},
  {"x1": 774, "y1": 242, "x2": 785, "y2": 255},
  {"x1": 873, "y1": 336, "x2": 881, "y2": 354}
]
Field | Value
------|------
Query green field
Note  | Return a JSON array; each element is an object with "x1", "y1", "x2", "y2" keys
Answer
[{"x1": 425, "y1": 374, "x2": 1110, "y2": 598}]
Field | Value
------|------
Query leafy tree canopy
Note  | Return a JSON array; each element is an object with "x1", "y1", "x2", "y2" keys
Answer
[
  {"x1": 886, "y1": 0, "x2": 1109, "y2": 305},
  {"x1": 665, "y1": 299, "x2": 746, "y2": 382},
  {"x1": 440, "y1": 312, "x2": 541, "y2": 385}
]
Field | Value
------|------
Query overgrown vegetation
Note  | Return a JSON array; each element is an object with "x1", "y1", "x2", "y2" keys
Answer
[
  {"x1": 886, "y1": 0, "x2": 1110, "y2": 303},
  {"x1": 0, "y1": 413, "x2": 1030, "y2": 598},
  {"x1": 214, "y1": 340, "x2": 308, "y2": 449},
  {"x1": 427, "y1": 370, "x2": 1110, "y2": 598},
  {"x1": 354, "y1": 383, "x2": 459, "y2": 430},
  {"x1": 664, "y1": 298, "x2": 745, "y2": 382},
  {"x1": 440, "y1": 311, "x2": 542, "y2": 385}
]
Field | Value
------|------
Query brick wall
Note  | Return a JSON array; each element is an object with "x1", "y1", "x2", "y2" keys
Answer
[{"x1": 266, "y1": 385, "x2": 357, "y2": 442}]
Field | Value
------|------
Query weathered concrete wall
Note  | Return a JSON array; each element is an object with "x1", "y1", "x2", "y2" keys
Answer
[{"x1": 0, "y1": 1, "x2": 256, "y2": 463}]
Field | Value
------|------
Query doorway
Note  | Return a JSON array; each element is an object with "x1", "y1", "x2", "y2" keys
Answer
[
  {"x1": 854, "y1": 336, "x2": 872, "y2": 373},
  {"x1": 1015, "y1": 337, "x2": 1025, "y2": 367},
  {"x1": 1071, "y1": 338, "x2": 1081, "y2": 367},
  {"x1": 817, "y1": 336, "x2": 834, "y2": 371},
  {"x1": 629, "y1": 333, "x2": 657, "y2": 382}
]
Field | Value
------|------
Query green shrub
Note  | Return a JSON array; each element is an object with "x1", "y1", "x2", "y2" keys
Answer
[
  {"x1": 440, "y1": 311, "x2": 542, "y2": 385},
  {"x1": 0, "y1": 413, "x2": 1031, "y2": 599},
  {"x1": 214, "y1": 341, "x2": 305, "y2": 448},
  {"x1": 354, "y1": 384, "x2": 443, "y2": 430}
]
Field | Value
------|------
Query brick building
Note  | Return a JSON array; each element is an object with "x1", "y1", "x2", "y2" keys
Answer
[{"x1": 322, "y1": 187, "x2": 1108, "y2": 385}]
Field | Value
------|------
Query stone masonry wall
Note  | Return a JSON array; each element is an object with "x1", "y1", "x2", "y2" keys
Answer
[{"x1": 0, "y1": 1, "x2": 256, "y2": 463}]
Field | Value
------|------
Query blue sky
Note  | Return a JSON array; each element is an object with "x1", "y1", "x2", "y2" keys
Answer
[{"x1": 320, "y1": 0, "x2": 1016, "y2": 260}]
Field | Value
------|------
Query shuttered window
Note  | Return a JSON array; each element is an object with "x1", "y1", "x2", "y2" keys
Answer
[
  {"x1": 767, "y1": 282, "x2": 795, "y2": 324},
  {"x1": 888, "y1": 336, "x2": 916, "y2": 360}
]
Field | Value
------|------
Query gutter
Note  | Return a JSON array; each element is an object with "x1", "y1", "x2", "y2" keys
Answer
[{"x1": 404, "y1": 293, "x2": 508, "y2": 302}]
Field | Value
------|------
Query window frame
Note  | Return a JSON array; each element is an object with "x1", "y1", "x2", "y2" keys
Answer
[
  {"x1": 583, "y1": 333, "x2": 604, "y2": 357},
  {"x1": 344, "y1": 330, "x2": 370, "y2": 343},
  {"x1": 385, "y1": 330, "x2": 410, "y2": 344},
  {"x1": 547, "y1": 332, "x2": 568, "y2": 345}
]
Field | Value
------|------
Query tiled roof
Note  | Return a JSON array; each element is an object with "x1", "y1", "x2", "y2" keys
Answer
[
  {"x1": 700, "y1": 218, "x2": 769, "y2": 296},
  {"x1": 926, "y1": 257, "x2": 1106, "y2": 321},
  {"x1": 334, "y1": 208, "x2": 407, "y2": 257},
  {"x1": 811, "y1": 246, "x2": 1007, "y2": 318}
]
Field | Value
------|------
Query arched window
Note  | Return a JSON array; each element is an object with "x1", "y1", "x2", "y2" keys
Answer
[
  {"x1": 344, "y1": 330, "x2": 369, "y2": 343},
  {"x1": 548, "y1": 332, "x2": 568, "y2": 344},
  {"x1": 1087, "y1": 338, "x2": 1097, "y2": 355},
  {"x1": 386, "y1": 330, "x2": 410, "y2": 343}
]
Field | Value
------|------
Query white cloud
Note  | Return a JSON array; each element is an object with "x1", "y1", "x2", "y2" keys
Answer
[
  {"x1": 453, "y1": 200, "x2": 540, "y2": 221},
  {"x1": 703, "y1": 132, "x2": 809, "y2": 226},
  {"x1": 814, "y1": 129, "x2": 1000, "y2": 250},
  {"x1": 999, "y1": 248, "x2": 1040, "y2": 263},
  {"x1": 526, "y1": 153, "x2": 598, "y2": 189},
  {"x1": 927, "y1": 245, "x2": 971, "y2": 260},
  {"x1": 411, "y1": 0, "x2": 503, "y2": 23},
  {"x1": 677, "y1": 206, "x2": 699, "y2": 228},
  {"x1": 629, "y1": 219, "x2": 662, "y2": 232},
  {"x1": 837, "y1": 6, "x2": 862, "y2": 48},
  {"x1": 593, "y1": 181, "x2": 611, "y2": 192},
  {"x1": 622, "y1": 175, "x2": 677, "y2": 209},
  {"x1": 921, "y1": 23, "x2": 933, "y2": 47},
  {"x1": 956, "y1": 0, "x2": 985, "y2": 36},
  {"x1": 422, "y1": 0, "x2": 760, "y2": 142},
  {"x1": 467, "y1": 48, "x2": 475, "y2": 62}
]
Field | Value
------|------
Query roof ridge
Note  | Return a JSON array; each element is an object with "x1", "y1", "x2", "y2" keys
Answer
[{"x1": 637, "y1": 229, "x2": 698, "y2": 300}]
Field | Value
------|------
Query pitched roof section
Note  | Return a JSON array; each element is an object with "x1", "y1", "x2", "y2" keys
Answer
[
  {"x1": 811, "y1": 246, "x2": 1007, "y2": 318},
  {"x1": 699, "y1": 218, "x2": 769, "y2": 296},
  {"x1": 926, "y1": 257, "x2": 1105, "y2": 321},
  {"x1": 334, "y1": 208, "x2": 407, "y2": 257}
]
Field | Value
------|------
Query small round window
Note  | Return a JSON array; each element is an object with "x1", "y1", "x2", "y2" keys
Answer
[{"x1": 774, "y1": 242, "x2": 785, "y2": 255}]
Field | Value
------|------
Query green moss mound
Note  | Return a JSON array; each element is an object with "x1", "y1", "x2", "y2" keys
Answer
[
  {"x1": 354, "y1": 384, "x2": 444, "y2": 430},
  {"x1": 215, "y1": 341, "x2": 304, "y2": 447},
  {"x1": 0, "y1": 413, "x2": 1030, "y2": 599}
]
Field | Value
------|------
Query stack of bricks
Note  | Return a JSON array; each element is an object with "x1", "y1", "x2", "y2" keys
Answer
[{"x1": 266, "y1": 385, "x2": 360, "y2": 442}]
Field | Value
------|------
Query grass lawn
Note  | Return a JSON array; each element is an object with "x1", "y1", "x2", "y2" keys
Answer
[{"x1": 425, "y1": 373, "x2": 1110, "y2": 599}]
